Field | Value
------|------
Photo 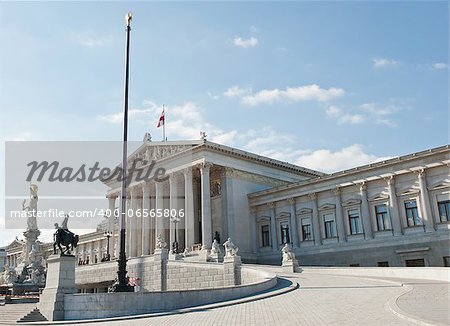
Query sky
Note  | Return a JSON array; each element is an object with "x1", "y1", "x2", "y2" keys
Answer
[{"x1": 0, "y1": 1, "x2": 448, "y2": 246}]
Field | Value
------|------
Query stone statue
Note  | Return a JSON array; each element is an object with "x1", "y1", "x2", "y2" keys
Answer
[
  {"x1": 22, "y1": 184, "x2": 39, "y2": 230},
  {"x1": 53, "y1": 215, "x2": 79, "y2": 255},
  {"x1": 223, "y1": 238, "x2": 239, "y2": 257},
  {"x1": 156, "y1": 234, "x2": 167, "y2": 249},
  {"x1": 211, "y1": 239, "x2": 221, "y2": 255},
  {"x1": 182, "y1": 247, "x2": 191, "y2": 257},
  {"x1": 282, "y1": 243, "x2": 295, "y2": 262},
  {"x1": 1, "y1": 265, "x2": 17, "y2": 284}
]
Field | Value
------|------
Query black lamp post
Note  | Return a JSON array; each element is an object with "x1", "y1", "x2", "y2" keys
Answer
[
  {"x1": 170, "y1": 216, "x2": 180, "y2": 254},
  {"x1": 104, "y1": 231, "x2": 112, "y2": 261},
  {"x1": 112, "y1": 12, "x2": 134, "y2": 292}
]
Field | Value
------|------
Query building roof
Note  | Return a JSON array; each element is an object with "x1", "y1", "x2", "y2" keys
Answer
[{"x1": 248, "y1": 144, "x2": 450, "y2": 199}]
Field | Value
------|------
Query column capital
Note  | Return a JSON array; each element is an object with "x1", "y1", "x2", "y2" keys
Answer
[
  {"x1": 415, "y1": 168, "x2": 426, "y2": 178},
  {"x1": 287, "y1": 198, "x2": 296, "y2": 205},
  {"x1": 183, "y1": 166, "x2": 193, "y2": 176},
  {"x1": 332, "y1": 187, "x2": 340, "y2": 195},
  {"x1": 130, "y1": 186, "x2": 140, "y2": 196},
  {"x1": 359, "y1": 182, "x2": 367, "y2": 192},
  {"x1": 106, "y1": 193, "x2": 119, "y2": 199},
  {"x1": 221, "y1": 167, "x2": 235, "y2": 178},
  {"x1": 267, "y1": 202, "x2": 275, "y2": 209},
  {"x1": 198, "y1": 162, "x2": 213, "y2": 172},
  {"x1": 384, "y1": 174, "x2": 395, "y2": 185},
  {"x1": 308, "y1": 193, "x2": 317, "y2": 200},
  {"x1": 250, "y1": 207, "x2": 258, "y2": 214}
]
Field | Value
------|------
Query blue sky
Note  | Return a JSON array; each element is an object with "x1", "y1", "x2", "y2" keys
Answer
[{"x1": 0, "y1": 1, "x2": 448, "y2": 245}]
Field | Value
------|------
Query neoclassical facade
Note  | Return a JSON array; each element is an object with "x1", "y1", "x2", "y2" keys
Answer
[{"x1": 3, "y1": 141, "x2": 449, "y2": 268}]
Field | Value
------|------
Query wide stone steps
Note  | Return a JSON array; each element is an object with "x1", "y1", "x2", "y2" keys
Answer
[
  {"x1": 17, "y1": 308, "x2": 47, "y2": 323},
  {"x1": 0, "y1": 303, "x2": 37, "y2": 324}
]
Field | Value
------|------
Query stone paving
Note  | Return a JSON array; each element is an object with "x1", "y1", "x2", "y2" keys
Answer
[{"x1": 1, "y1": 267, "x2": 449, "y2": 325}]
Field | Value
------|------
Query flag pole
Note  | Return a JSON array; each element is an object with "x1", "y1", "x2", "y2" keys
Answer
[{"x1": 163, "y1": 104, "x2": 166, "y2": 141}]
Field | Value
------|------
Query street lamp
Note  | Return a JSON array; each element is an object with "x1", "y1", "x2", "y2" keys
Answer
[
  {"x1": 170, "y1": 215, "x2": 180, "y2": 254},
  {"x1": 112, "y1": 11, "x2": 134, "y2": 292},
  {"x1": 104, "y1": 231, "x2": 112, "y2": 261}
]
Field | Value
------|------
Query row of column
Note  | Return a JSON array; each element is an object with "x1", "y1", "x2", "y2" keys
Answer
[
  {"x1": 106, "y1": 163, "x2": 214, "y2": 259},
  {"x1": 257, "y1": 170, "x2": 435, "y2": 251}
]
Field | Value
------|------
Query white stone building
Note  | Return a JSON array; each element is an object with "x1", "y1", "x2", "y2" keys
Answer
[{"x1": 3, "y1": 141, "x2": 450, "y2": 269}]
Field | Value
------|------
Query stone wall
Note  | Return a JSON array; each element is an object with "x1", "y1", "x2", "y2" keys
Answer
[{"x1": 64, "y1": 269, "x2": 277, "y2": 320}]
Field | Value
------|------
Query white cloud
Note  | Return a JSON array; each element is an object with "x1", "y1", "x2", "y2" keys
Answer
[
  {"x1": 233, "y1": 36, "x2": 258, "y2": 48},
  {"x1": 373, "y1": 58, "x2": 399, "y2": 68},
  {"x1": 233, "y1": 84, "x2": 344, "y2": 106},
  {"x1": 70, "y1": 32, "x2": 114, "y2": 48},
  {"x1": 326, "y1": 106, "x2": 364, "y2": 125},
  {"x1": 359, "y1": 102, "x2": 402, "y2": 127},
  {"x1": 295, "y1": 144, "x2": 390, "y2": 173},
  {"x1": 223, "y1": 86, "x2": 252, "y2": 98},
  {"x1": 432, "y1": 62, "x2": 448, "y2": 70}
]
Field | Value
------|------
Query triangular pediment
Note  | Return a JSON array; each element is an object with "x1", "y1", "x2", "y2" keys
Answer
[
  {"x1": 396, "y1": 186, "x2": 420, "y2": 196},
  {"x1": 296, "y1": 208, "x2": 313, "y2": 215},
  {"x1": 319, "y1": 203, "x2": 336, "y2": 211},
  {"x1": 428, "y1": 179, "x2": 450, "y2": 191},
  {"x1": 257, "y1": 216, "x2": 271, "y2": 223},
  {"x1": 342, "y1": 198, "x2": 362, "y2": 207},
  {"x1": 276, "y1": 212, "x2": 291, "y2": 219},
  {"x1": 368, "y1": 193, "x2": 390, "y2": 202}
]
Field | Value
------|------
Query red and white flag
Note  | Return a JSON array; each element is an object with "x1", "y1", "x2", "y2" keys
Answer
[{"x1": 157, "y1": 108, "x2": 165, "y2": 128}]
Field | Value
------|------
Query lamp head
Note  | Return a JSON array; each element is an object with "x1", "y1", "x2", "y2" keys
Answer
[{"x1": 125, "y1": 12, "x2": 133, "y2": 27}]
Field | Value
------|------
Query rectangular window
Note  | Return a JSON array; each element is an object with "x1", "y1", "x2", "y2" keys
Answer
[
  {"x1": 405, "y1": 258, "x2": 425, "y2": 267},
  {"x1": 443, "y1": 256, "x2": 450, "y2": 267},
  {"x1": 261, "y1": 225, "x2": 270, "y2": 247},
  {"x1": 377, "y1": 261, "x2": 389, "y2": 267},
  {"x1": 375, "y1": 204, "x2": 390, "y2": 231},
  {"x1": 323, "y1": 213, "x2": 336, "y2": 238},
  {"x1": 301, "y1": 218, "x2": 313, "y2": 241},
  {"x1": 348, "y1": 209, "x2": 363, "y2": 235},
  {"x1": 280, "y1": 222, "x2": 290, "y2": 244},
  {"x1": 438, "y1": 200, "x2": 450, "y2": 223},
  {"x1": 404, "y1": 200, "x2": 421, "y2": 227}
]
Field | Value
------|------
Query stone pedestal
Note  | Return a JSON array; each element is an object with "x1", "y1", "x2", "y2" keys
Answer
[
  {"x1": 153, "y1": 248, "x2": 168, "y2": 291},
  {"x1": 209, "y1": 252, "x2": 224, "y2": 263},
  {"x1": 223, "y1": 255, "x2": 241, "y2": 286},
  {"x1": 198, "y1": 249, "x2": 211, "y2": 262},
  {"x1": 37, "y1": 255, "x2": 76, "y2": 321},
  {"x1": 282, "y1": 259, "x2": 302, "y2": 273}
]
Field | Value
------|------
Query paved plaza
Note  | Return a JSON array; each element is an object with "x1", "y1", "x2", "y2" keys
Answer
[{"x1": 1, "y1": 266, "x2": 448, "y2": 326}]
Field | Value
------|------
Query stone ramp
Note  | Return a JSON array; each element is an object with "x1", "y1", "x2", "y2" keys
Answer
[{"x1": 0, "y1": 303, "x2": 37, "y2": 325}]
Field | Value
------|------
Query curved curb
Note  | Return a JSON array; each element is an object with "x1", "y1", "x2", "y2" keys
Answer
[
  {"x1": 385, "y1": 284, "x2": 438, "y2": 326},
  {"x1": 18, "y1": 278, "x2": 298, "y2": 325}
]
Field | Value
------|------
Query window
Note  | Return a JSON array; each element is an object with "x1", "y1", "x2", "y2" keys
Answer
[
  {"x1": 404, "y1": 200, "x2": 421, "y2": 226},
  {"x1": 323, "y1": 213, "x2": 336, "y2": 238},
  {"x1": 405, "y1": 258, "x2": 425, "y2": 267},
  {"x1": 261, "y1": 225, "x2": 270, "y2": 247},
  {"x1": 377, "y1": 261, "x2": 389, "y2": 267},
  {"x1": 280, "y1": 222, "x2": 290, "y2": 244},
  {"x1": 301, "y1": 218, "x2": 313, "y2": 241},
  {"x1": 443, "y1": 256, "x2": 450, "y2": 267},
  {"x1": 375, "y1": 204, "x2": 390, "y2": 231},
  {"x1": 438, "y1": 200, "x2": 450, "y2": 223},
  {"x1": 349, "y1": 263, "x2": 360, "y2": 267},
  {"x1": 348, "y1": 209, "x2": 363, "y2": 235}
]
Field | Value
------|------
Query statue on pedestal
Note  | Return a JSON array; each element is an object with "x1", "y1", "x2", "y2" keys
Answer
[
  {"x1": 22, "y1": 184, "x2": 39, "y2": 231},
  {"x1": 156, "y1": 234, "x2": 167, "y2": 249},
  {"x1": 53, "y1": 215, "x2": 79, "y2": 255},
  {"x1": 223, "y1": 238, "x2": 239, "y2": 257},
  {"x1": 282, "y1": 243, "x2": 296, "y2": 262}
]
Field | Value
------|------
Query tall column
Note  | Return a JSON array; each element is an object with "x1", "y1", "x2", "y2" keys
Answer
[
  {"x1": 250, "y1": 207, "x2": 257, "y2": 254},
  {"x1": 309, "y1": 193, "x2": 322, "y2": 246},
  {"x1": 129, "y1": 187, "x2": 138, "y2": 257},
  {"x1": 385, "y1": 176, "x2": 402, "y2": 236},
  {"x1": 200, "y1": 162, "x2": 213, "y2": 250},
  {"x1": 359, "y1": 183, "x2": 373, "y2": 239},
  {"x1": 287, "y1": 198, "x2": 299, "y2": 248},
  {"x1": 141, "y1": 183, "x2": 151, "y2": 256},
  {"x1": 169, "y1": 173, "x2": 178, "y2": 251},
  {"x1": 417, "y1": 169, "x2": 435, "y2": 232},
  {"x1": 222, "y1": 168, "x2": 235, "y2": 239},
  {"x1": 184, "y1": 168, "x2": 195, "y2": 250},
  {"x1": 332, "y1": 188, "x2": 346, "y2": 242},
  {"x1": 268, "y1": 202, "x2": 278, "y2": 252},
  {"x1": 107, "y1": 194, "x2": 117, "y2": 258},
  {"x1": 155, "y1": 181, "x2": 164, "y2": 244}
]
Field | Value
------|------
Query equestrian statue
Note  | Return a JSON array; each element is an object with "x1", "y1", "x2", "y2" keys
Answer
[{"x1": 53, "y1": 215, "x2": 79, "y2": 255}]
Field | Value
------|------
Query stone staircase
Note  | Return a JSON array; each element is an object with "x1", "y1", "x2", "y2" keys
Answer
[
  {"x1": 17, "y1": 307, "x2": 47, "y2": 323},
  {"x1": 0, "y1": 303, "x2": 38, "y2": 324}
]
